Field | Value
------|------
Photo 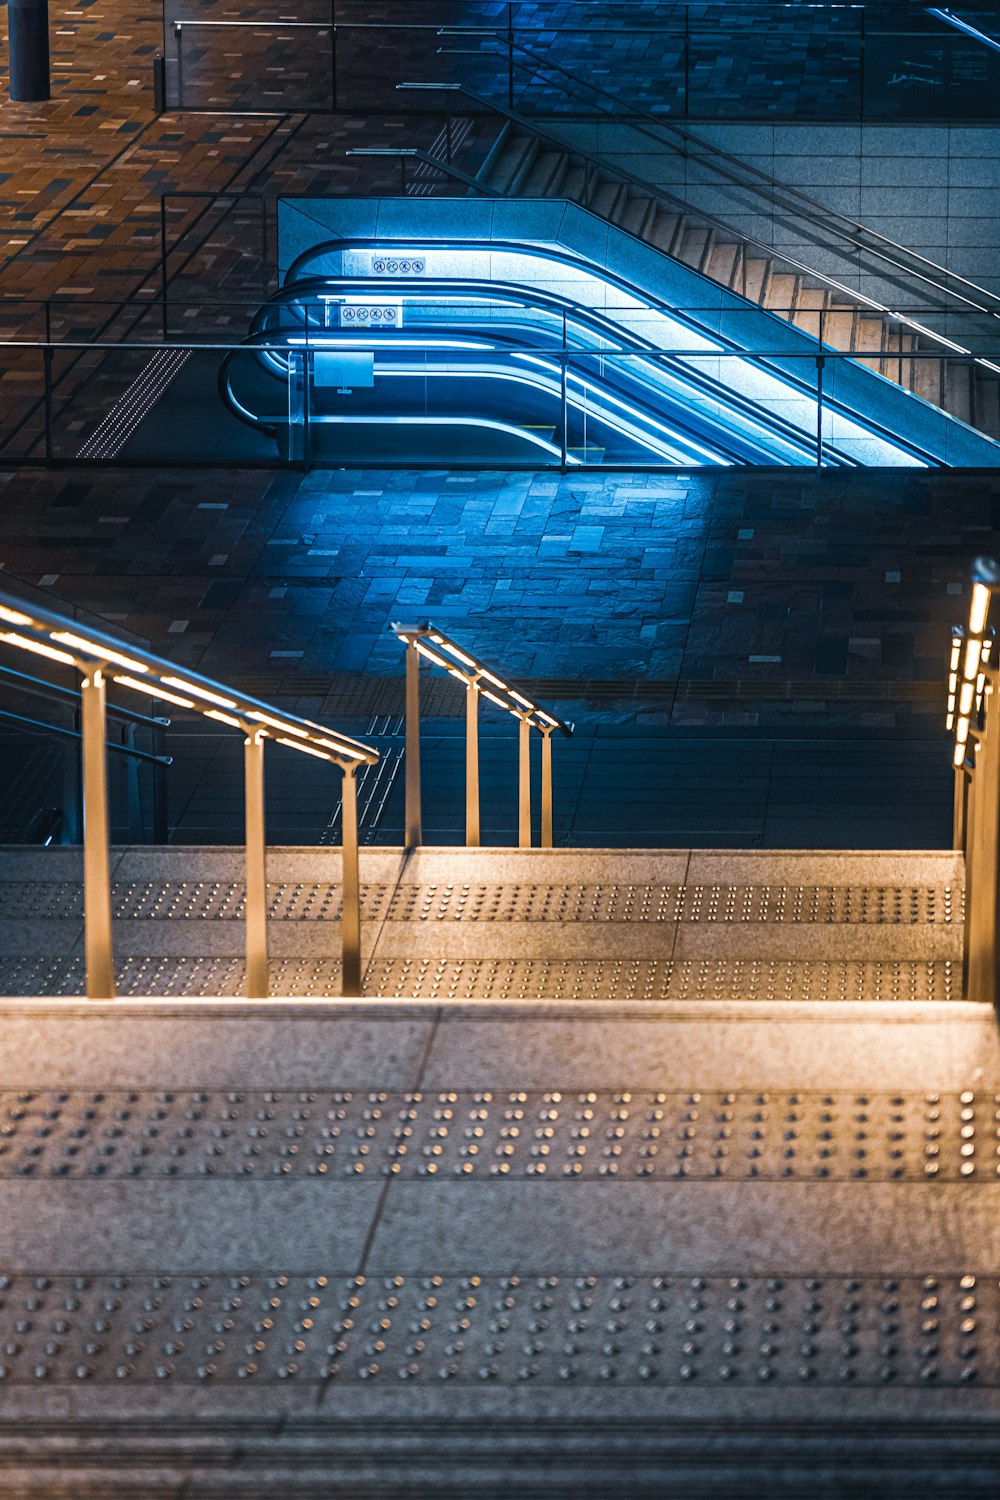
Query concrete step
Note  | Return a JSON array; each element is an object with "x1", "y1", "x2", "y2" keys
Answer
[
  {"x1": 0, "y1": 847, "x2": 964, "y2": 999},
  {"x1": 0, "y1": 992, "x2": 996, "y2": 1493},
  {"x1": 482, "y1": 133, "x2": 538, "y2": 194},
  {"x1": 519, "y1": 148, "x2": 568, "y2": 197},
  {"x1": 648, "y1": 209, "x2": 682, "y2": 255}
]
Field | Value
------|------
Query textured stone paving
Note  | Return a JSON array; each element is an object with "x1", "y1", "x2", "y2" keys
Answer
[
  {"x1": 1, "y1": 993, "x2": 999, "y2": 1492},
  {"x1": 0, "y1": 845, "x2": 963, "y2": 997}
]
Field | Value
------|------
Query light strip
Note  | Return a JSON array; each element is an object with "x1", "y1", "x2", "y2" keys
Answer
[
  {"x1": 113, "y1": 675, "x2": 195, "y2": 709},
  {"x1": 275, "y1": 736, "x2": 333, "y2": 761},
  {"x1": 414, "y1": 641, "x2": 451, "y2": 670},
  {"x1": 313, "y1": 739, "x2": 368, "y2": 761},
  {"x1": 0, "y1": 632, "x2": 76, "y2": 666},
  {"x1": 480, "y1": 688, "x2": 511, "y2": 712},
  {"x1": 246, "y1": 710, "x2": 309, "y2": 738},
  {"x1": 970, "y1": 582, "x2": 991, "y2": 636},
  {"x1": 162, "y1": 677, "x2": 238, "y2": 709},
  {"x1": 0, "y1": 605, "x2": 32, "y2": 627},
  {"x1": 204, "y1": 708, "x2": 244, "y2": 729},
  {"x1": 52, "y1": 631, "x2": 149, "y2": 674}
]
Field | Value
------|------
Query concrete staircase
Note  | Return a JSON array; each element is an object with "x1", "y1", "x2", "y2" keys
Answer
[
  {"x1": 5, "y1": 843, "x2": 1000, "y2": 1494},
  {"x1": 473, "y1": 122, "x2": 1000, "y2": 441}
]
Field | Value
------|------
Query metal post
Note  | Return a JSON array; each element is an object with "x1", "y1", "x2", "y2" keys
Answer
[
  {"x1": 340, "y1": 764, "x2": 362, "y2": 997},
  {"x1": 244, "y1": 728, "x2": 268, "y2": 998},
  {"x1": 9, "y1": 0, "x2": 50, "y2": 101},
  {"x1": 466, "y1": 680, "x2": 480, "y2": 847},
  {"x1": 405, "y1": 639, "x2": 422, "y2": 847},
  {"x1": 330, "y1": 0, "x2": 338, "y2": 113},
  {"x1": 302, "y1": 347, "x2": 312, "y2": 472},
  {"x1": 507, "y1": 1, "x2": 515, "y2": 109},
  {"x1": 966, "y1": 688, "x2": 1000, "y2": 1005},
  {"x1": 174, "y1": 22, "x2": 184, "y2": 109},
  {"x1": 43, "y1": 346, "x2": 53, "y2": 463},
  {"x1": 80, "y1": 666, "x2": 115, "y2": 999},
  {"x1": 518, "y1": 715, "x2": 531, "y2": 848},
  {"x1": 259, "y1": 193, "x2": 269, "y2": 298},
  {"x1": 953, "y1": 763, "x2": 969, "y2": 853},
  {"x1": 160, "y1": 196, "x2": 169, "y2": 342},
  {"x1": 153, "y1": 53, "x2": 166, "y2": 114},
  {"x1": 683, "y1": 4, "x2": 690, "y2": 118},
  {"x1": 540, "y1": 728, "x2": 553, "y2": 848},
  {"x1": 152, "y1": 726, "x2": 169, "y2": 844}
]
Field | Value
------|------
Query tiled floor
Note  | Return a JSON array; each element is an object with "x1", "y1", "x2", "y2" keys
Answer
[{"x1": 0, "y1": 462, "x2": 988, "y2": 847}]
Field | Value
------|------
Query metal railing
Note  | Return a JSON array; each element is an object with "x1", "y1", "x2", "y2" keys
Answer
[
  {"x1": 948, "y1": 559, "x2": 1000, "y2": 1003},
  {"x1": 396, "y1": 79, "x2": 1000, "y2": 382},
  {"x1": 392, "y1": 622, "x2": 572, "y2": 849},
  {"x1": 0, "y1": 588, "x2": 377, "y2": 999},
  {"x1": 0, "y1": 659, "x2": 171, "y2": 843},
  {"x1": 5, "y1": 331, "x2": 1000, "y2": 469},
  {"x1": 158, "y1": 3, "x2": 1000, "y2": 123}
]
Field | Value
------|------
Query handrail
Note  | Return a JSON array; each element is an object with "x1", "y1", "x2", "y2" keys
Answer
[
  {"x1": 0, "y1": 705, "x2": 172, "y2": 765},
  {"x1": 949, "y1": 558, "x2": 1000, "y2": 1004},
  {"x1": 392, "y1": 621, "x2": 572, "y2": 849},
  {"x1": 346, "y1": 146, "x2": 492, "y2": 196},
  {"x1": 0, "y1": 659, "x2": 171, "y2": 729},
  {"x1": 455, "y1": 31, "x2": 1000, "y2": 318},
  {"x1": 396, "y1": 82, "x2": 1000, "y2": 370},
  {"x1": 0, "y1": 587, "x2": 377, "y2": 1000}
]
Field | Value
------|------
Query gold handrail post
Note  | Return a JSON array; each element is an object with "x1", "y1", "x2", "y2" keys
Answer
[
  {"x1": 80, "y1": 664, "x2": 115, "y2": 998},
  {"x1": 954, "y1": 764, "x2": 968, "y2": 853},
  {"x1": 466, "y1": 678, "x2": 480, "y2": 847},
  {"x1": 244, "y1": 727, "x2": 268, "y2": 999},
  {"x1": 405, "y1": 638, "x2": 422, "y2": 848},
  {"x1": 518, "y1": 714, "x2": 532, "y2": 848},
  {"x1": 340, "y1": 762, "x2": 362, "y2": 997},
  {"x1": 540, "y1": 726, "x2": 554, "y2": 848},
  {"x1": 966, "y1": 684, "x2": 1000, "y2": 1006}
]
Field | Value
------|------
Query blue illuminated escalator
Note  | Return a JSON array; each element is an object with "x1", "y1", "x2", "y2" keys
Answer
[{"x1": 221, "y1": 237, "x2": 1000, "y2": 467}]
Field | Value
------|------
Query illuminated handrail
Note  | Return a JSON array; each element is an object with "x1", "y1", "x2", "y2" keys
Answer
[
  {"x1": 949, "y1": 558, "x2": 1000, "y2": 1004},
  {"x1": 391, "y1": 622, "x2": 572, "y2": 849},
  {"x1": 0, "y1": 587, "x2": 377, "y2": 1000}
]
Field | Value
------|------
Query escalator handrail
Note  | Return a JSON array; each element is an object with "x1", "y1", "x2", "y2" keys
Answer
[{"x1": 233, "y1": 262, "x2": 955, "y2": 464}]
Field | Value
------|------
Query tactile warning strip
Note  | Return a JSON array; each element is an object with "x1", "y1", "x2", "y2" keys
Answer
[
  {"x1": 0, "y1": 882, "x2": 961, "y2": 925},
  {"x1": 0, "y1": 1087, "x2": 989, "y2": 1181},
  {"x1": 0, "y1": 1271, "x2": 989, "y2": 1386},
  {"x1": 0, "y1": 957, "x2": 961, "y2": 1001}
]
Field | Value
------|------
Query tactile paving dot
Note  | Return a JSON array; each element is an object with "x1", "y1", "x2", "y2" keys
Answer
[
  {"x1": 0, "y1": 882, "x2": 960, "y2": 926},
  {"x1": 0, "y1": 956, "x2": 961, "y2": 1001},
  {"x1": 0, "y1": 1272, "x2": 989, "y2": 1386},
  {"x1": 0, "y1": 1088, "x2": 990, "y2": 1181},
  {"x1": 383, "y1": 884, "x2": 959, "y2": 926}
]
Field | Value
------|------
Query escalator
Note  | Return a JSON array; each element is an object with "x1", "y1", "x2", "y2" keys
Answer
[{"x1": 222, "y1": 237, "x2": 996, "y2": 468}]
